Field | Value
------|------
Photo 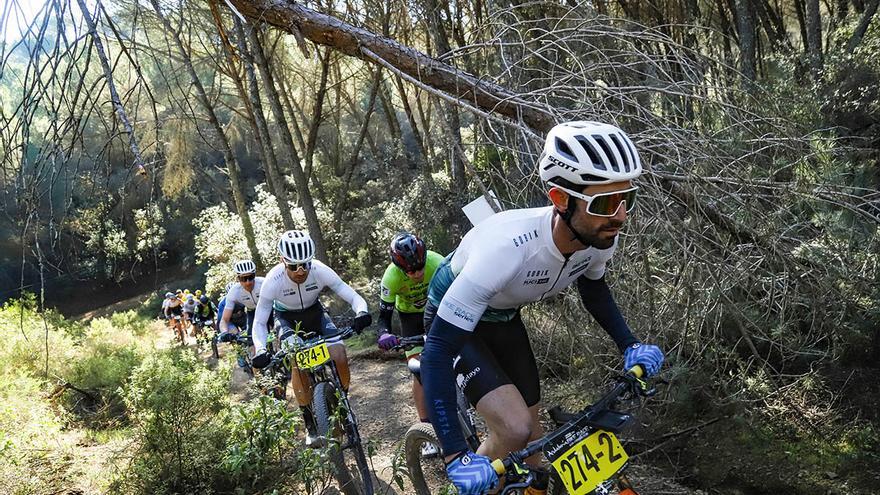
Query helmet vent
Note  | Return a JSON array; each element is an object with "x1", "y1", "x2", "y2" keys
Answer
[
  {"x1": 580, "y1": 173, "x2": 607, "y2": 183},
  {"x1": 554, "y1": 137, "x2": 577, "y2": 162},
  {"x1": 575, "y1": 136, "x2": 604, "y2": 170},
  {"x1": 593, "y1": 135, "x2": 618, "y2": 172},
  {"x1": 609, "y1": 133, "x2": 631, "y2": 172}
]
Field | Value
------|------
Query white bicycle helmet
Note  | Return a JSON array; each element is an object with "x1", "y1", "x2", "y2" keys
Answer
[
  {"x1": 277, "y1": 230, "x2": 315, "y2": 264},
  {"x1": 232, "y1": 259, "x2": 256, "y2": 275},
  {"x1": 538, "y1": 121, "x2": 642, "y2": 186}
]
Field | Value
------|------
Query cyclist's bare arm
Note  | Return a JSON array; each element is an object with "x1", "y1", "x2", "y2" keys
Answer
[{"x1": 219, "y1": 305, "x2": 234, "y2": 333}]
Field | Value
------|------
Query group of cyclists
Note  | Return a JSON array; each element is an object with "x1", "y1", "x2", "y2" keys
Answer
[
  {"x1": 160, "y1": 288, "x2": 217, "y2": 344},
  {"x1": 164, "y1": 121, "x2": 666, "y2": 495}
]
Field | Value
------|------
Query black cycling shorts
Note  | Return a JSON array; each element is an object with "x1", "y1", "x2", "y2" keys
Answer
[
  {"x1": 168, "y1": 305, "x2": 183, "y2": 316},
  {"x1": 398, "y1": 311, "x2": 425, "y2": 337},
  {"x1": 274, "y1": 303, "x2": 336, "y2": 339},
  {"x1": 450, "y1": 312, "x2": 540, "y2": 408}
]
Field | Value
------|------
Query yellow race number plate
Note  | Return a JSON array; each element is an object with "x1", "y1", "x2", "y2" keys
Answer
[
  {"x1": 551, "y1": 430, "x2": 628, "y2": 495},
  {"x1": 294, "y1": 342, "x2": 331, "y2": 369}
]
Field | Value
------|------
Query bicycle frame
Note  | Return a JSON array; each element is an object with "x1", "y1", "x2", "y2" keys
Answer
[
  {"x1": 492, "y1": 367, "x2": 656, "y2": 495},
  {"x1": 269, "y1": 328, "x2": 364, "y2": 449},
  {"x1": 394, "y1": 334, "x2": 481, "y2": 452}
]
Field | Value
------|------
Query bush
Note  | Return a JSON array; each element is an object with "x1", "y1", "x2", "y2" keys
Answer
[
  {"x1": 116, "y1": 351, "x2": 231, "y2": 494},
  {"x1": 223, "y1": 394, "x2": 301, "y2": 487}
]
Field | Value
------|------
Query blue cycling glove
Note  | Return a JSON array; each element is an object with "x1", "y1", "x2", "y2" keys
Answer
[
  {"x1": 446, "y1": 451, "x2": 498, "y2": 495},
  {"x1": 623, "y1": 343, "x2": 664, "y2": 376}
]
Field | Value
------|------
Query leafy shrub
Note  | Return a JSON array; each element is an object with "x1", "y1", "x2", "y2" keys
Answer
[
  {"x1": 223, "y1": 394, "x2": 301, "y2": 486},
  {"x1": 116, "y1": 351, "x2": 231, "y2": 494}
]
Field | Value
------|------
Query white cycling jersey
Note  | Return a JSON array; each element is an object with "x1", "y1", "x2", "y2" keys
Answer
[
  {"x1": 182, "y1": 300, "x2": 196, "y2": 313},
  {"x1": 252, "y1": 260, "x2": 368, "y2": 354},
  {"x1": 434, "y1": 206, "x2": 617, "y2": 332},
  {"x1": 225, "y1": 277, "x2": 265, "y2": 310}
]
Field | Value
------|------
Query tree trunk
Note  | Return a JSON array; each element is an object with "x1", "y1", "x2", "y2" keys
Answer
[
  {"x1": 846, "y1": 0, "x2": 880, "y2": 53},
  {"x1": 305, "y1": 47, "x2": 333, "y2": 180},
  {"x1": 423, "y1": 0, "x2": 467, "y2": 192},
  {"x1": 77, "y1": 0, "x2": 147, "y2": 177},
  {"x1": 806, "y1": 0, "x2": 823, "y2": 73},
  {"x1": 378, "y1": 79, "x2": 402, "y2": 141},
  {"x1": 148, "y1": 0, "x2": 263, "y2": 270},
  {"x1": 735, "y1": 0, "x2": 757, "y2": 81},
  {"x1": 244, "y1": 22, "x2": 328, "y2": 262},
  {"x1": 232, "y1": 17, "x2": 296, "y2": 231},
  {"x1": 394, "y1": 75, "x2": 432, "y2": 175},
  {"x1": 333, "y1": 69, "x2": 383, "y2": 229}
]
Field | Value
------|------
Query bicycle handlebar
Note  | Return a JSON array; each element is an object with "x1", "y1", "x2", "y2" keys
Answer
[
  {"x1": 388, "y1": 334, "x2": 426, "y2": 351},
  {"x1": 268, "y1": 326, "x2": 358, "y2": 366}
]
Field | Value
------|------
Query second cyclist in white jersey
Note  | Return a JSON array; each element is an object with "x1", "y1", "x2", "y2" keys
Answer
[
  {"x1": 250, "y1": 230, "x2": 372, "y2": 444},
  {"x1": 219, "y1": 259, "x2": 265, "y2": 336}
]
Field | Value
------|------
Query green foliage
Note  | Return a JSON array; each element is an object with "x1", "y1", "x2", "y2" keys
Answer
[
  {"x1": 223, "y1": 395, "x2": 301, "y2": 486},
  {"x1": 117, "y1": 351, "x2": 230, "y2": 494},
  {"x1": 193, "y1": 185, "x2": 295, "y2": 295}
]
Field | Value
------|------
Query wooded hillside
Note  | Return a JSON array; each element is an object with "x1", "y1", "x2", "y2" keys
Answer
[{"x1": 1, "y1": 0, "x2": 878, "y2": 493}]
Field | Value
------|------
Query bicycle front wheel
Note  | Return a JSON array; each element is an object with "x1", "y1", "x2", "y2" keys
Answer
[
  {"x1": 403, "y1": 422, "x2": 451, "y2": 495},
  {"x1": 314, "y1": 382, "x2": 363, "y2": 495}
]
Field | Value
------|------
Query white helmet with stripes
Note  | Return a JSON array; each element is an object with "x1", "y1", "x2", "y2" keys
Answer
[
  {"x1": 232, "y1": 259, "x2": 256, "y2": 275},
  {"x1": 278, "y1": 230, "x2": 315, "y2": 264},
  {"x1": 539, "y1": 121, "x2": 642, "y2": 186}
]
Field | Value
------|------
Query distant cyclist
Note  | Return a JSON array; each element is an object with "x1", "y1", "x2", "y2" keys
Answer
[
  {"x1": 251, "y1": 230, "x2": 372, "y2": 445},
  {"x1": 374, "y1": 232, "x2": 444, "y2": 424},
  {"x1": 193, "y1": 295, "x2": 217, "y2": 341},
  {"x1": 182, "y1": 294, "x2": 197, "y2": 331},
  {"x1": 420, "y1": 121, "x2": 665, "y2": 495},
  {"x1": 160, "y1": 292, "x2": 174, "y2": 320},
  {"x1": 194, "y1": 295, "x2": 217, "y2": 325},
  {"x1": 215, "y1": 283, "x2": 252, "y2": 366},
  {"x1": 164, "y1": 291, "x2": 183, "y2": 320}
]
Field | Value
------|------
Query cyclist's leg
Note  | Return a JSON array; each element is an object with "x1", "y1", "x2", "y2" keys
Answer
[
  {"x1": 399, "y1": 311, "x2": 429, "y2": 421},
  {"x1": 454, "y1": 317, "x2": 540, "y2": 462},
  {"x1": 481, "y1": 313, "x2": 543, "y2": 465},
  {"x1": 276, "y1": 310, "x2": 315, "y2": 406},
  {"x1": 320, "y1": 312, "x2": 350, "y2": 390}
]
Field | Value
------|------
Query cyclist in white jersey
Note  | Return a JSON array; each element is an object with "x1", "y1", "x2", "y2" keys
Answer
[
  {"x1": 219, "y1": 259, "x2": 265, "y2": 335},
  {"x1": 250, "y1": 230, "x2": 372, "y2": 444},
  {"x1": 420, "y1": 121, "x2": 665, "y2": 495}
]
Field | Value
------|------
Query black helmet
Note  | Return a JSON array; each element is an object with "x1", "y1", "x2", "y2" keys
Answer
[
  {"x1": 389, "y1": 232, "x2": 426, "y2": 273},
  {"x1": 199, "y1": 295, "x2": 209, "y2": 304}
]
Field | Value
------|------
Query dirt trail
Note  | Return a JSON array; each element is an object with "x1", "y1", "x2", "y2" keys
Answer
[{"x1": 347, "y1": 354, "x2": 419, "y2": 493}]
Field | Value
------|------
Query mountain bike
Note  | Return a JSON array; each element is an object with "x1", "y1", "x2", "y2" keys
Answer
[
  {"x1": 213, "y1": 330, "x2": 256, "y2": 376},
  {"x1": 170, "y1": 314, "x2": 185, "y2": 345},
  {"x1": 391, "y1": 335, "x2": 481, "y2": 495},
  {"x1": 488, "y1": 366, "x2": 658, "y2": 495},
  {"x1": 193, "y1": 317, "x2": 213, "y2": 346},
  {"x1": 265, "y1": 326, "x2": 374, "y2": 495}
]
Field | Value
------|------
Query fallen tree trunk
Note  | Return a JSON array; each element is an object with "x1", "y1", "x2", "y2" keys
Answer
[{"x1": 224, "y1": 0, "x2": 556, "y2": 133}]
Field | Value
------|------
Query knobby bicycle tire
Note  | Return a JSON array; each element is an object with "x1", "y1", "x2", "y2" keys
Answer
[
  {"x1": 314, "y1": 382, "x2": 360, "y2": 495},
  {"x1": 346, "y1": 408, "x2": 374, "y2": 495},
  {"x1": 403, "y1": 422, "x2": 450, "y2": 495}
]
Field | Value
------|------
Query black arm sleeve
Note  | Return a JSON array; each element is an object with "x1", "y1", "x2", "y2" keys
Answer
[
  {"x1": 378, "y1": 300, "x2": 394, "y2": 333},
  {"x1": 421, "y1": 315, "x2": 470, "y2": 456},
  {"x1": 577, "y1": 275, "x2": 639, "y2": 352}
]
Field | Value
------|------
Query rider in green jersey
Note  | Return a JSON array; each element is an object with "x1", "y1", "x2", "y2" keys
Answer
[{"x1": 376, "y1": 232, "x2": 444, "y2": 423}]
